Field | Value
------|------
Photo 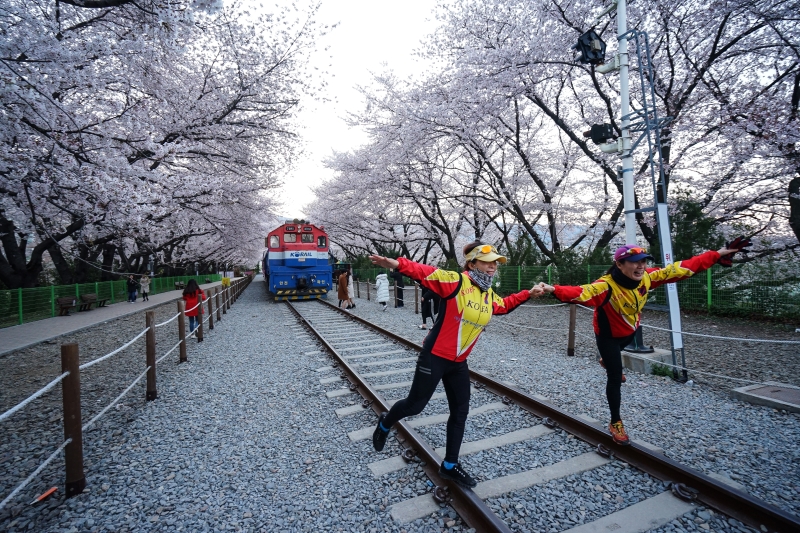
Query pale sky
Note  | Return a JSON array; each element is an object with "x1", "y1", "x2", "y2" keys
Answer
[{"x1": 277, "y1": 0, "x2": 439, "y2": 218}]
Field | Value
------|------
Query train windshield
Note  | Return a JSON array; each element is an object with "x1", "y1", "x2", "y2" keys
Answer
[
  {"x1": 284, "y1": 233, "x2": 297, "y2": 243},
  {"x1": 301, "y1": 233, "x2": 314, "y2": 243},
  {"x1": 269, "y1": 236, "x2": 279, "y2": 248}
]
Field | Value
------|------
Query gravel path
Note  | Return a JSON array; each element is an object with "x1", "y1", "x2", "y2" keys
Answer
[
  {"x1": 0, "y1": 280, "x2": 797, "y2": 532},
  {"x1": 349, "y1": 289, "x2": 800, "y2": 523}
]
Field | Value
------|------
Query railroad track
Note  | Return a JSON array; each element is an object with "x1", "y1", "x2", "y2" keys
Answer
[{"x1": 286, "y1": 299, "x2": 800, "y2": 533}]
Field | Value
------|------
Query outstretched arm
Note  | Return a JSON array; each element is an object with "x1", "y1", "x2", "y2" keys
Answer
[{"x1": 369, "y1": 255, "x2": 399, "y2": 269}]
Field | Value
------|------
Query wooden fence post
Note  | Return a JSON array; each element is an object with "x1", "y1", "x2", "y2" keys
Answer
[
  {"x1": 177, "y1": 300, "x2": 187, "y2": 363},
  {"x1": 207, "y1": 288, "x2": 214, "y2": 330},
  {"x1": 226, "y1": 286, "x2": 231, "y2": 311},
  {"x1": 197, "y1": 299, "x2": 204, "y2": 342},
  {"x1": 356, "y1": 280, "x2": 361, "y2": 298},
  {"x1": 415, "y1": 284, "x2": 419, "y2": 314},
  {"x1": 61, "y1": 343, "x2": 86, "y2": 497},
  {"x1": 367, "y1": 279, "x2": 370, "y2": 301},
  {"x1": 567, "y1": 304, "x2": 577, "y2": 357},
  {"x1": 215, "y1": 287, "x2": 222, "y2": 321},
  {"x1": 146, "y1": 310, "x2": 157, "y2": 400}
]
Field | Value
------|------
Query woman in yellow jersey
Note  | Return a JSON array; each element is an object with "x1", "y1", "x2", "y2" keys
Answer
[
  {"x1": 533, "y1": 239, "x2": 751, "y2": 445},
  {"x1": 369, "y1": 242, "x2": 535, "y2": 488}
]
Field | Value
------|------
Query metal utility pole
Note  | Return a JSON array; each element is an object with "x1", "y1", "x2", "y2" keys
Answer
[
  {"x1": 616, "y1": 0, "x2": 636, "y2": 245},
  {"x1": 593, "y1": 0, "x2": 686, "y2": 377}
]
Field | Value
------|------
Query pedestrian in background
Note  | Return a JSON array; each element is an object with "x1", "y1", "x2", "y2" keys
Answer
[
  {"x1": 337, "y1": 268, "x2": 350, "y2": 310},
  {"x1": 418, "y1": 285, "x2": 440, "y2": 329},
  {"x1": 347, "y1": 267, "x2": 356, "y2": 309},
  {"x1": 374, "y1": 272, "x2": 390, "y2": 311},
  {"x1": 182, "y1": 279, "x2": 206, "y2": 338},
  {"x1": 390, "y1": 268, "x2": 405, "y2": 307},
  {"x1": 126, "y1": 275, "x2": 138, "y2": 303},
  {"x1": 140, "y1": 275, "x2": 151, "y2": 302}
]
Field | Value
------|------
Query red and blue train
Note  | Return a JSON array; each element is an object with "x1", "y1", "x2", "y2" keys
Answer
[{"x1": 263, "y1": 220, "x2": 332, "y2": 301}]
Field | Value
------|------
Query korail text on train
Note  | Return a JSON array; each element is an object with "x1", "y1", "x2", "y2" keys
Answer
[{"x1": 263, "y1": 220, "x2": 333, "y2": 301}]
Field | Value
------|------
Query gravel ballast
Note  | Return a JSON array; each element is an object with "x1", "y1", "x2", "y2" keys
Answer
[{"x1": 0, "y1": 279, "x2": 797, "y2": 532}]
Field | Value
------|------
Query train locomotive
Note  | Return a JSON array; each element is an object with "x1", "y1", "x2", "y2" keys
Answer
[{"x1": 263, "y1": 220, "x2": 332, "y2": 301}]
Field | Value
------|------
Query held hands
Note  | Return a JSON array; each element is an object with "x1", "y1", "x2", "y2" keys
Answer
[
  {"x1": 369, "y1": 254, "x2": 400, "y2": 270},
  {"x1": 529, "y1": 282, "x2": 555, "y2": 298}
]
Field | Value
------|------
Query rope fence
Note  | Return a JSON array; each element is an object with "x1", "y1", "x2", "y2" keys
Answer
[
  {"x1": 0, "y1": 439, "x2": 72, "y2": 512},
  {"x1": 0, "y1": 275, "x2": 253, "y2": 512},
  {"x1": 79, "y1": 327, "x2": 150, "y2": 371},
  {"x1": 0, "y1": 372, "x2": 70, "y2": 423},
  {"x1": 508, "y1": 301, "x2": 799, "y2": 381}
]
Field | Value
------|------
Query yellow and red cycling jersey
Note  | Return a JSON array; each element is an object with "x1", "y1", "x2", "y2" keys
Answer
[
  {"x1": 552, "y1": 250, "x2": 720, "y2": 338},
  {"x1": 397, "y1": 258, "x2": 530, "y2": 362}
]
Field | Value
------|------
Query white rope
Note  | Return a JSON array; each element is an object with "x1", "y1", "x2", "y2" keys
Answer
[
  {"x1": 0, "y1": 438, "x2": 71, "y2": 512},
  {"x1": 155, "y1": 312, "x2": 181, "y2": 328},
  {"x1": 157, "y1": 338, "x2": 184, "y2": 364},
  {"x1": 82, "y1": 367, "x2": 150, "y2": 432},
  {"x1": 79, "y1": 327, "x2": 150, "y2": 370},
  {"x1": 520, "y1": 303, "x2": 569, "y2": 308},
  {"x1": 186, "y1": 299, "x2": 203, "y2": 313},
  {"x1": 572, "y1": 304, "x2": 798, "y2": 345},
  {"x1": 493, "y1": 320, "x2": 571, "y2": 333},
  {"x1": 0, "y1": 372, "x2": 70, "y2": 423},
  {"x1": 640, "y1": 324, "x2": 800, "y2": 344}
]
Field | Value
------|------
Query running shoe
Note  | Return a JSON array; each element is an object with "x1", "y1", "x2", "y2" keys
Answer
[
  {"x1": 418, "y1": 324, "x2": 427, "y2": 330},
  {"x1": 608, "y1": 420, "x2": 630, "y2": 445},
  {"x1": 438, "y1": 462, "x2": 477, "y2": 489},
  {"x1": 373, "y1": 412, "x2": 389, "y2": 452},
  {"x1": 598, "y1": 359, "x2": 626, "y2": 383}
]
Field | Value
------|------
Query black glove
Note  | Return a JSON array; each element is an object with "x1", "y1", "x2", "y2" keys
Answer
[{"x1": 718, "y1": 236, "x2": 752, "y2": 267}]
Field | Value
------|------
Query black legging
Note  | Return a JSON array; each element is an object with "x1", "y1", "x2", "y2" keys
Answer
[
  {"x1": 595, "y1": 334, "x2": 634, "y2": 423},
  {"x1": 383, "y1": 350, "x2": 470, "y2": 463}
]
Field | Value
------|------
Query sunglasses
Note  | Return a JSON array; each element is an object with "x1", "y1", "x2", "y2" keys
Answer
[
  {"x1": 622, "y1": 247, "x2": 646, "y2": 255},
  {"x1": 466, "y1": 244, "x2": 499, "y2": 260}
]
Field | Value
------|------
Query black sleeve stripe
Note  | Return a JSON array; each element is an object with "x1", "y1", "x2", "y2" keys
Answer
[{"x1": 443, "y1": 276, "x2": 463, "y2": 300}]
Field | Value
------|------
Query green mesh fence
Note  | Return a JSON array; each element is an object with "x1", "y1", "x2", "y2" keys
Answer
[
  {"x1": 0, "y1": 275, "x2": 222, "y2": 329},
  {"x1": 354, "y1": 262, "x2": 799, "y2": 319}
]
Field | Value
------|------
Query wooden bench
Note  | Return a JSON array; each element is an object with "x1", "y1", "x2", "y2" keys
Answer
[
  {"x1": 78, "y1": 293, "x2": 109, "y2": 311},
  {"x1": 57, "y1": 297, "x2": 76, "y2": 316},
  {"x1": 175, "y1": 281, "x2": 185, "y2": 290}
]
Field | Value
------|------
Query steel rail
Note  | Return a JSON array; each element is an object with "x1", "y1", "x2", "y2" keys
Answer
[
  {"x1": 315, "y1": 299, "x2": 800, "y2": 533},
  {"x1": 285, "y1": 301, "x2": 512, "y2": 533}
]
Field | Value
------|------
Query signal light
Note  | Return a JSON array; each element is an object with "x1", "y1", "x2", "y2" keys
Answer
[
  {"x1": 573, "y1": 30, "x2": 606, "y2": 65},
  {"x1": 583, "y1": 124, "x2": 615, "y2": 145}
]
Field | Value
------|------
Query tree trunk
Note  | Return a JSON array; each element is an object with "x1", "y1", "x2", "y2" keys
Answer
[{"x1": 790, "y1": 175, "x2": 800, "y2": 243}]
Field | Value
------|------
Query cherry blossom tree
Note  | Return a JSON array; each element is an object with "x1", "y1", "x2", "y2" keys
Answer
[
  {"x1": 0, "y1": 0, "x2": 324, "y2": 287},
  {"x1": 313, "y1": 0, "x2": 798, "y2": 265}
]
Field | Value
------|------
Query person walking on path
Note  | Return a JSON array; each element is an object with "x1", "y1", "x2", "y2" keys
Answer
[
  {"x1": 182, "y1": 279, "x2": 207, "y2": 338},
  {"x1": 337, "y1": 268, "x2": 350, "y2": 310},
  {"x1": 390, "y1": 268, "x2": 405, "y2": 307},
  {"x1": 531, "y1": 238, "x2": 752, "y2": 446},
  {"x1": 374, "y1": 272, "x2": 390, "y2": 311},
  {"x1": 369, "y1": 242, "x2": 536, "y2": 488},
  {"x1": 347, "y1": 269, "x2": 356, "y2": 309},
  {"x1": 418, "y1": 285, "x2": 440, "y2": 329},
  {"x1": 126, "y1": 275, "x2": 139, "y2": 303},
  {"x1": 140, "y1": 275, "x2": 151, "y2": 302}
]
